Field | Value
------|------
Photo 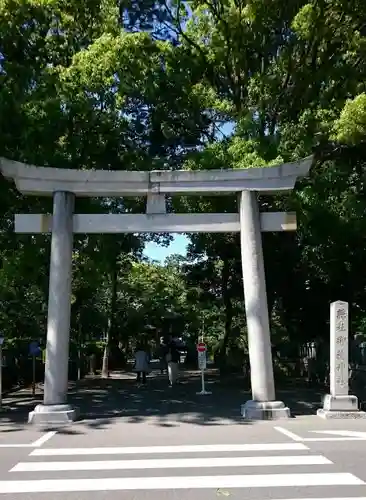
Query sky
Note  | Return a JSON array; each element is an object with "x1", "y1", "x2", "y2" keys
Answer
[
  {"x1": 143, "y1": 234, "x2": 189, "y2": 262},
  {"x1": 142, "y1": 122, "x2": 235, "y2": 263}
]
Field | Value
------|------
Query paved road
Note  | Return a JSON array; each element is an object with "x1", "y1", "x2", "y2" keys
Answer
[
  {"x1": 1, "y1": 369, "x2": 366, "y2": 499},
  {"x1": 1, "y1": 419, "x2": 366, "y2": 499}
]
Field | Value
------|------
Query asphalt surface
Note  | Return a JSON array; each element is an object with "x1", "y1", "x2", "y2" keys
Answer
[{"x1": 1, "y1": 368, "x2": 366, "y2": 499}]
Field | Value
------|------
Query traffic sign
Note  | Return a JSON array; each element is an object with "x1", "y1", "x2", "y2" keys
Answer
[
  {"x1": 196, "y1": 344, "x2": 211, "y2": 395},
  {"x1": 29, "y1": 341, "x2": 41, "y2": 357},
  {"x1": 197, "y1": 342, "x2": 206, "y2": 353},
  {"x1": 198, "y1": 350, "x2": 207, "y2": 370}
]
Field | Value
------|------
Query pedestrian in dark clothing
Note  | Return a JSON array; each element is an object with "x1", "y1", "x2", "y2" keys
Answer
[
  {"x1": 166, "y1": 340, "x2": 181, "y2": 386},
  {"x1": 134, "y1": 344, "x2": 149, "y2": 385}
]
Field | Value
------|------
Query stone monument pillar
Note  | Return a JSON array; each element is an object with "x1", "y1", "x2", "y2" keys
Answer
[
  {"x1": 28, "y1": 192, "x2": 79, "y2": 424},
  {"x1": 317, "y1": 300, "x2": 366, "y2": 419},
  {"x1": 239, "y1": 191, "x2": 290, "y2": 419}
]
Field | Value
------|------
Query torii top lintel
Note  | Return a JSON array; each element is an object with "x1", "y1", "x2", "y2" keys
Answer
[{"x1": 0, "y1": 156, "x2": 313, "y2": 197}]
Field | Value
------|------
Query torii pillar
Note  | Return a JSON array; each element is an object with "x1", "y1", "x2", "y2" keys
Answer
[
  {"x1": 239, "y1": 190, "x2": 285, "y2": 419},
  {"x1": 0, "y1": 156, "x2": 312, "y2": 423}
]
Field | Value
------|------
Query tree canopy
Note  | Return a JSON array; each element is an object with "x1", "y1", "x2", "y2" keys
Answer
[{"x1": 1, "y1": 0, "x2": 366, "y2": 375}]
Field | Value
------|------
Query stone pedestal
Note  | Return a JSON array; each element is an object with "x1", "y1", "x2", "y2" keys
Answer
[
  {"x1": 28, "y1": 192, "x2": 78, "y2": 425},
  {"x1": 239, "y1": 191, "x2": 289, "y2": 419},
  {"x1": 28, "y1": 404, "x2": 79, "y2": 425},
  {"x1": 241, "y1": 400, "x2": 291, "y2": 420},
  {"x1": 317, "y1": 394, "x2": 366, "y2": 419}
]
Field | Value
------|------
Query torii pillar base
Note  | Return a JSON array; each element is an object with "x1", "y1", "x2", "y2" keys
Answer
[
  {"x1": 241, "y1": 400, "x2": 290, "y2": 421},
  {"x1": 28, "y1": 404, "x2": 79, "y2": 425}
]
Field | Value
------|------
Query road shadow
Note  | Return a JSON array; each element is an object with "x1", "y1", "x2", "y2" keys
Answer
[
  {"x1": 0, "y1": 371, "x2": 250, "y2": 430},
  {"x1": 276, "y1": 389, "x2": 323, "y2": 416},
  {"x1": 70, "y1": 372, "x2": 252, "y2": 428},
  {"x1": 0, "y1": 369, "x2": 323, "y2": 431}
]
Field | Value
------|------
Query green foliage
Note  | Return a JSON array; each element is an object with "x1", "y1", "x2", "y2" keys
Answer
[
  {"x1": 333, "y1": 94, "x2": 366, "y2": 145},
  {"x1": 1, "y1": 0, "x2": 366, "y2": 379}
]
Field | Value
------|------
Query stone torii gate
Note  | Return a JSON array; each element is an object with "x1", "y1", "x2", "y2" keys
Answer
[{"x1": 0, "y1": 156, "x2": 312, "y2": 424}]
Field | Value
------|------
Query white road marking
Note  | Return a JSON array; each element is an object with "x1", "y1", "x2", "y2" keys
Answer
[
  {"x1": 0, "y1": 473, "x2": 362, "y2": 493},
  {"x1": 274, "y1": 426, "x2": 303, "y2": 441},
  {"x1": 274, "y1": 427, "x2": 366, "y2": 442},
  {"x1": 0, "y1": 430, "x2": 57, "y2": 449},
  {"x1": 30, "y1": 442, "x2": 308, "y2": 456},
  {"x1": 303, "y1": 437, "x2": 366, "y2": 442},
  {"x1": 309, "y1": 430, "x2": 366, "y2": 439},
  {"x1": 0, "y1": 444, "x2": 33, "y2": 449},
  {"x1": 30, "y1": 431, "x2": 57, "y2": 447},
  {"x1": 11, "y1": 454, "x2": 331, "y2": 472}
]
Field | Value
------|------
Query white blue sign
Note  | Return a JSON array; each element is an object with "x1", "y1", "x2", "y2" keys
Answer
[
  {"x1": 198, "y1": 350, "x2": 206, "y2": 370},
  {"x1": 29, "y1": 341, "x2": 41, "y2": 357}
]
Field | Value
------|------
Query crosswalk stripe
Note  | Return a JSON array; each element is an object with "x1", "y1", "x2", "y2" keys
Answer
[
  {"x1": 11, "y1": 454, "x2": 332, "y2": 472},
  {"x1": 30, "y1": 442, "x2": 308, "y2": 456},
  {"x1": 0, "y1": 473, "x2": 362, "y2": 493}
]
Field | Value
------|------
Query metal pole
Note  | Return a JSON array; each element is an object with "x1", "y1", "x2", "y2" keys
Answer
[
  {"x1": 77, "y1": 313, "x2": 82, "y2": 381},
  {"x1": 32, "y1": 355, "x2": 36, "y2": 397},
  {"x1": 197, "y1": 351, "x2": 211, "y2": 396},
  {"x1": 77, "y1": 348, "x2": 81, "y2": 381}
]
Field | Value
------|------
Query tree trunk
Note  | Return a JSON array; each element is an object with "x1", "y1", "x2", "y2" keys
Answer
[
  {"x1": 218, "y1": 259, "x2": 233, "y2": 368},
  {"x1": 101, "y1": 253, "x2": 118, "y2": 378},
  {"x1": 101, "y1": 326, "x2": 111, "y2": 379}
]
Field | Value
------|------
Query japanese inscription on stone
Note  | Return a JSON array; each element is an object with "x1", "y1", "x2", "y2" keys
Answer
[{"x1": 330, "y1": 300, "x2": 349, "y2": 396}]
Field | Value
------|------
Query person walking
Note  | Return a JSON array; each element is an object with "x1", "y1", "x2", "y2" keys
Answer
[
  {"x1": 166, "y1": 338, "x2": 181, "y2": 387},
  {"x1": 159, "y1": 336, "x2": 169, "y2": 374},
  {"x1": 134, "y1": 343, "x2": 150, "y2": 386}
]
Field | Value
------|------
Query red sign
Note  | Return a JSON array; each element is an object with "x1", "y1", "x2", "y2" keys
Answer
[{"x1": 197, "y1": 342, "x2": 206, "y2": 353}]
